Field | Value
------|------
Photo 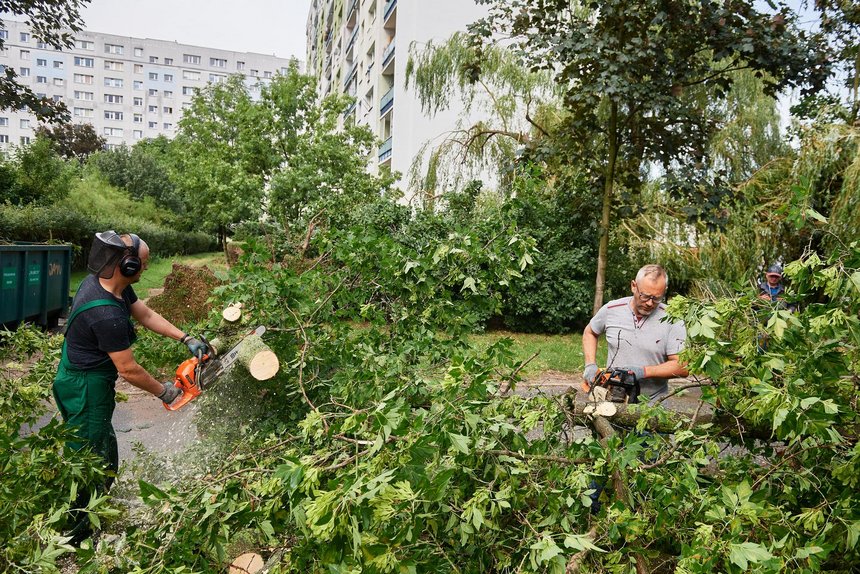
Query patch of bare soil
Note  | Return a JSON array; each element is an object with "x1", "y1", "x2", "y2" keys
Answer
[{"x1": 146, "y1": 264, "x2": 222, "y2": 326}]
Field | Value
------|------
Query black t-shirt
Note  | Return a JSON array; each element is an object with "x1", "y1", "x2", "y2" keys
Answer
[{"x1": 65, "y1": 274, "x2": 138, "y2": 369}]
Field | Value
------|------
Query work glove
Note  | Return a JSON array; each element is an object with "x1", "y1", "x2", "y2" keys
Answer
[
  {"x1": 182, "y1": 335, "x2": 209, "y2": 357},
  {"x1": 158, "y1": 381, "x2": 182, "y2": 404},
  {"x1": 582, "y1": 363, "x2": 599, "y2": 384},
  {"x1": 617, "y1": 366, "x2": 646, "y2": 381}
]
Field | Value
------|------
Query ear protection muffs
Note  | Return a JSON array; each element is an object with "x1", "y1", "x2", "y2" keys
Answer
[{"x1": 119, "y1": 234, "x2": 142, "y2": 277}]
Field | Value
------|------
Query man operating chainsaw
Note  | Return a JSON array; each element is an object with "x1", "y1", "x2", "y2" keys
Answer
[
  {"x1": 581, "y1": 264, "x2": 687, "y2": 404},
  {"x1": 52, "y1": 230, "x2": 208, "y2": 545}
]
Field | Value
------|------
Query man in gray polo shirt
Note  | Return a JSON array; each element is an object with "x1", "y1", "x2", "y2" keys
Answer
[{"x1": 582, "y1": 264, "x2": 687, "y2": 403}]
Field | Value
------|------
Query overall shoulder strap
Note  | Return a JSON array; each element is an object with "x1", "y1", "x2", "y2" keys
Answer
[{"x1": 65, "y1": 298, "x2": 123, "y2": 332}]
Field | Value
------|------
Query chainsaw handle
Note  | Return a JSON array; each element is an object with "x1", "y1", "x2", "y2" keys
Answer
[{"x1": 163, "y1": 386, "x2": 196, "y2": 411}]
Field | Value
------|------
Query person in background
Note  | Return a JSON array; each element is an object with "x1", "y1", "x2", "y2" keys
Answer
[
  {"x1": 53, "y1": 230, "x2": 208, "y2": 545},
  {"x1": 758, "y1": 264, "x2": 796, "y2": 311},
  {"x1": 581, "y1": 264, "x2": 688, "y2": 404}
]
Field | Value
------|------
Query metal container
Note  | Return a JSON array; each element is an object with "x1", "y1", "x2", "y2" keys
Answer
[{"x1": 0, "y1": 243, "x2": 72, "y2": 328}]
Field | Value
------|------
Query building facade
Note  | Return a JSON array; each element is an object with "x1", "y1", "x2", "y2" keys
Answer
[
  {"x1": 0, "y1": 19, "x2": 297, "y2": 150},
  {"x1": 306, "y1": 0, "x2": 488, "y2": 196}
]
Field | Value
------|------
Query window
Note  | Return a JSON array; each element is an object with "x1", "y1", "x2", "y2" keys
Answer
[
  {"x1": 0, "y1": 135, "x2": 8, "y2": 144},
  {"x1": 149, "y1": 56, "x2": 159, "y2": 63},
  {"x1": 148, "y1": 121, "x2": 157, "y2": 128},
  {"x1": 148, "y1": 105, "x2": 158, "y2": 113},
  {"x1": 148, "y1": 88, "x2": 158, "y2": 96},
  {"x1": 210, "y1": 57, "x2": 227, "y2": 68},
  {"x1": 182, "y1": 70, "x2": 200, "y2": 80},
  {"x1": 164, "y1": 73, "x2": 173, "y2": 82},
  {"x1": 20, "y1": 119, "x2": 30, "y2": 129},
  {"x1": 18, "y1": 67, "x2": 29, "y2": 76},
  {"x1": 36, "y1": 40, "x2": 48, "y2": 49},
  {"x1": 104, "y1": 110, "x2": 123, "y2": 120},
  {"x1": 133, "y1": 130, "x2": 143, "y2": 139},
  {"x1": 104, "y1": 93, "x2": 123, "y2": 103},
  {"x1": 104, "y1": 60, "x2": 124, "y2": 71},
  {"x1": 52, "y1": 94, "x2": 63, "y2": 103},
  {"x1": 264, "y1": 71, "x2": 272, "y2": 79},
  {"x1": 250, "y1": 69, "x2": 258, "y2": 77},
  {"x1": 183, "y1": 54, "x2": 201, "y2": 65},
  {"x1": 164, "y1": 57, "x2": 173, "y2": 65},
  {"x1": 74, "y1": 91, "x2": 94, "y2": 100},
  {"x1": 134, "y1": 47, "x2": 144, "y2": 57},
  {"x1": 133, "y1": 113, "x2": 143, "y2": 123},
  {"x1": 20, "y1": 136, "x2": 31, "y2": 145},
  {"x1": 237, "y1": 61, "x2": 245, "y2": 71},
  {"x1": 164, "y1": 90, "x2": 173, "y2": 98},
  {"x1": 53, "y1": 60, "x2": 63, "y2": 69},
  {"x1": 104, "y1": 77, "x2": 123, "y2": 87},
  {"x1": 280, "y1": 67, "x2": 288, "y2": 74},
  {"x1": 0, "y1": 118, "x2": 7, "y2": 126},
  {"x1": 134, "y1": 64, "x2": 144, "y2": 73},
  {"x1": 134, "y1": 80, "x2": 143, "y2": 90},
  {"x1": 182, "y1": 86, "x2": 195, "y2": 95},
  {"x1": 0, "y1": 31, "x2": 7, "y2": 40},
  {"x1": 103, "y1": 127, "x2": 123, "y2": 137},
  {"x1": 20, "y1": 32, "x2": 30, "y2": 42},
  {"x1": 74, "y1": 57, "x2": 94, "y2": 67},
  {"x1": 20, "y1": 50, "x2": 30, "y2": 60},
  {"x1": 163, "y1": 106, "x2": 173, "y2": 114},
  {"x1": 209, "y1": 73, "x2": 226, "y2": 83},
  {"x1": 163, "y1": 122, "x2": 172, "y2": 130},
  {"x1": 36, "y1": 58, "x2": 46, "y2": 67},
  {"x1": 52, "y1": 77, "x2": 63, "y2": 86},
  {"x1": 104, "y1": 43, "x2": 124, "y2": 55},
  {"x1": 75, "y1": 39, "x2": 94, "y2": 50},
  {"x1": 133, "y1": 97, "x2": 143, "y2": 106},
  {"x1": 74, "y1": 73, "x2": 93, "y2": 84},
  {"x1": 149, "y1": 72, "x2": 158, "y2": 80},
  {"x1": 36, "y1": 75, "x2": 47, "y2": 83}
]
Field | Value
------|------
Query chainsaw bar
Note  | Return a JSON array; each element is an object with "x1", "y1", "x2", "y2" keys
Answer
[{"x1": 199, "y1": 325, "x2": 266, "y2": 388}]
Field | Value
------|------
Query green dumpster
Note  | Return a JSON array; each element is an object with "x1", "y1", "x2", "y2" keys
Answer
[{"x1": 0, "y1": 242, "x2": 72, "y2": 328}]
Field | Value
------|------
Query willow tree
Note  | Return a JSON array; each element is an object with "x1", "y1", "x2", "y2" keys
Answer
[
  {"x1": 404, "y1": 32, "x2": 562, "y2": 207},
  {"x1": 470, "y1": 0, "x2": 829, "y2": 313}
]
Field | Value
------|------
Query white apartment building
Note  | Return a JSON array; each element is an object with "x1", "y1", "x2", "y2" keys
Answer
[
  {"x1": 0, "y1": 19, "x2": 297, "y2": 150},
  {"x1": 306, "y1": 0, "x2": 489, "y2": 197}
]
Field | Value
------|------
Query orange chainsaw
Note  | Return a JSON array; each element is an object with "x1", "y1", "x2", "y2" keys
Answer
[
  {"x1": 163, "y1": 326, "x2": 266, "y2": 411},
  {"x1": 581, "y1": 367, "x2": 641, "y2": 404}
]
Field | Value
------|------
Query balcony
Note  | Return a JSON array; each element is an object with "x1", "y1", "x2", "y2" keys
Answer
[
  {"x1": 346, "y1": 0, "x2": 358, "y2": 27},
  {"x1": 345, "y1": 26, "x2": 359, "y2": 54},
  {"x1": 382, "y1": 38, "x2": 395, "y2": 70},
  {"x1": 379, "y1": 87, "x2": 394, "y2": 116},
  {"x1": 343, "y1": 100, "x2": 356, "y2": 120},
  {"x1": 343, "y1": 61, "x2": 357, "y2": 87},
  {"x1": 383, "y1": 0, "x2": 397, "y2": 25},
  {"x1": 378, "y1": 137, "x2": 392, "y2": 162}
]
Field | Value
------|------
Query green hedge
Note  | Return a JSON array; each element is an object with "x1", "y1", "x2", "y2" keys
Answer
[{"x1": 0, "y1": 204, "x2": 217, "y2": 268}]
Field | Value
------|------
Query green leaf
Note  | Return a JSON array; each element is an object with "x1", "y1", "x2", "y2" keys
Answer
[
  {"x1": 448, "y1": 433, "x2": 471, "y2": 454},
  {"x1": 563, "y1": 534, "x2": 605, "y2": 552},
  {"x1": 729, "y1": 542, "x2": 773, "y2": 569},
  {"x1": 461, "y1": 276, "x2": 478, "y2": 293}
]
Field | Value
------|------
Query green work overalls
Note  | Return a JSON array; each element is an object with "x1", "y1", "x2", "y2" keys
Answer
[{"x1": 52, "y1": 298, "x2": 136, "y2": 476}]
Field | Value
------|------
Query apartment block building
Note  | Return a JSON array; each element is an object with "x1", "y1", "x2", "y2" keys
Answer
[
  {"x1": 0, "y1": 19, "x2": 297, "y2": 150},
  {"x1": 306, "y1": 0, "x2": 488, "y2": 195}
]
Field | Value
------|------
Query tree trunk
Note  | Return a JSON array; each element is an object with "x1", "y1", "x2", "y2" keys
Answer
[
  {"x1": 593, "y1": 100, "x2": 618, "y2": 316},
  {"x1": 236, "y1": 334, "x2": 280, "y2": 380}
]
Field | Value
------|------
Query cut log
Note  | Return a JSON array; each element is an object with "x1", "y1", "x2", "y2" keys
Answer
[
  {"x1": 236, "y1": 333, "x2": 279, "y2": 380},
  {"x1": 229, "y1": 552, "x2": 263, "y2": 574},
  {"x1": 222, "y1": 304, "x2": 243, "y2": 324}
]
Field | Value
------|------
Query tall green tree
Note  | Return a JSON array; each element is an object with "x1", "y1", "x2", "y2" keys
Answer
[
  {"x1": 171, "y1": 75, "x2": 269, "y2": 248},
  {"x1": 471, "y1": 0, "x2": 829, "y2": 313},
  {"x1": 0, "y1": 1, "x2": 90, "y2": 123},
  {"x1": 35, "y1": 122, "x2": 105, "y2": 163}
]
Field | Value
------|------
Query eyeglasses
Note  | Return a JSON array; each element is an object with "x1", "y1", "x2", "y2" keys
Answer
[{"x1": 634, "y1": 285, "x2": 664, "y2": 304}]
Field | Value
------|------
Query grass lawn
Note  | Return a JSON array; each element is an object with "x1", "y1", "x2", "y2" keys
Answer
[
  {"x1": 70, "y1": 251, "x2": 227, "y2": 298},
  {"x1": 469, "y1": 330, "x2": 608, "y2": 377}
]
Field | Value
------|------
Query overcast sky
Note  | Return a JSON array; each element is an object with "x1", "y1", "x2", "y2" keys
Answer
[{"x1": 80, "y1": 0, "x2": 312, "y2": 60}]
